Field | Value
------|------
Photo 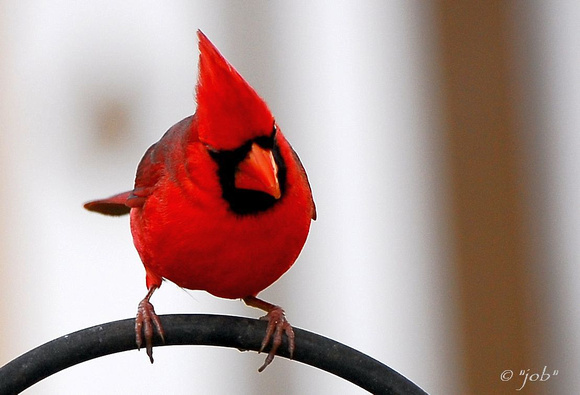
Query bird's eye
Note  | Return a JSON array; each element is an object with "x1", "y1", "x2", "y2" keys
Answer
[
  {"x1": 253, "y1": 123, "x2": 277, "y2": 150},
  {"x1": 205, "y1": 143, "x2": 219, "y2": 154}
]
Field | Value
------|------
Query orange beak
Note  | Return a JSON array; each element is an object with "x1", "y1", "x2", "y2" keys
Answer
[{"x1": 235, "y1": 143, "x2": 281, "y2": 199}]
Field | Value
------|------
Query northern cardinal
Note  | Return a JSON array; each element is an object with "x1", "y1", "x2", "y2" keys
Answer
[{"x1": 84, "y1": 30, "x2": 316, "y2": 371}]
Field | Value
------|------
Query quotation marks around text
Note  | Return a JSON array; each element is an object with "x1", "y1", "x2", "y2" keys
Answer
[{"x1": 500, "y1": 366, "x2": 559, "y2": 391}]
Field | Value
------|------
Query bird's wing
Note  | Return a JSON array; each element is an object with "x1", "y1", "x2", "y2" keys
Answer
[
  {"x1": 288, "y1": 144, "x2": 317, "y2": 221},
  {"x1": 84, "y1": 141, "x2": 166, "y2": 216}
]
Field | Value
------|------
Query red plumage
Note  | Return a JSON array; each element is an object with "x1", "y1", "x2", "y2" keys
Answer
[{"x1": 84, "y1": 30, "x2": 315, "y2": 371}]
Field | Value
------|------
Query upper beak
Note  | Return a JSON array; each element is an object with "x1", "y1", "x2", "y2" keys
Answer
[{"x1": 235, "y1": 143, "x2": 281, "y2": 199}]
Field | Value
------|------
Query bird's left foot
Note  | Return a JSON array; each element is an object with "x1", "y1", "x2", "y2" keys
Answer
[
  {"x1": 258, "y1": 306, "x2": 295, "y2": 372},
  {"x1": 243, "y1": 296, "x2": 295, "y2": 372}
]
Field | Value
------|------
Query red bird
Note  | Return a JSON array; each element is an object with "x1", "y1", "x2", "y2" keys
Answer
[{"x1": 84, "y1": 30, "x2": 316, "y2": 371}]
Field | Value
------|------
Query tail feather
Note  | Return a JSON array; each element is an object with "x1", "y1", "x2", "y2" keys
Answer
[{"x1": 84, "y1": 191, "x2": 133, "y2": 216}]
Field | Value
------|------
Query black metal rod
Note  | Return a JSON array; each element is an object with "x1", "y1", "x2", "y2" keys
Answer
[{"x1": 0, "y1": 314, "x2": 427, "y2": 394}]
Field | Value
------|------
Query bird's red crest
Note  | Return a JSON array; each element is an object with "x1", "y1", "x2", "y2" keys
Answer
[{"x1": 195, "y1": 30, "x2": 274, "y2": 151}]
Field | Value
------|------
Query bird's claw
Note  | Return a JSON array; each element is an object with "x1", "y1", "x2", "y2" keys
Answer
[
  {"x1": 257, "y1": 306, "x2": 295, "y2": 372},
  {"x1": 135, "y1": 298, "x2": 165, "y2": 363}
]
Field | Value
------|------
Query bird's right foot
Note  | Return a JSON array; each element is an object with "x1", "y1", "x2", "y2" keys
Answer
[{"x1": 135, "y1": 287, "x2": 165, "y2": 363}]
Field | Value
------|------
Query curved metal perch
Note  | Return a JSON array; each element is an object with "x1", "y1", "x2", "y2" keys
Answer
[{"x1": 0, "y1": 314, "x2": 427, "y2": 394}]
